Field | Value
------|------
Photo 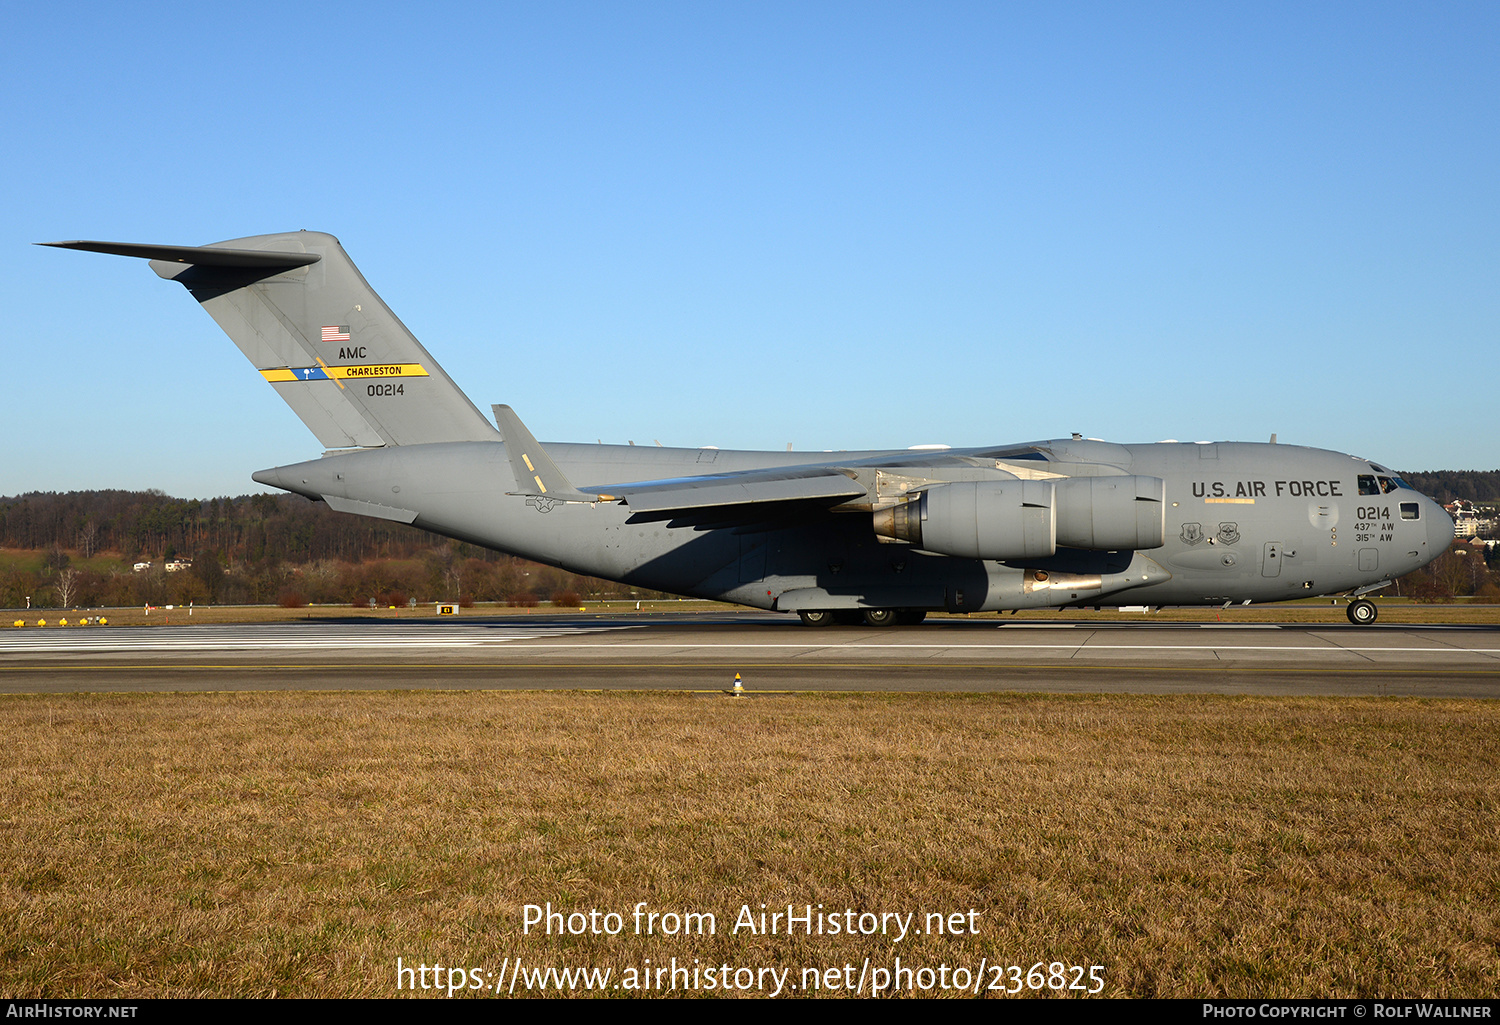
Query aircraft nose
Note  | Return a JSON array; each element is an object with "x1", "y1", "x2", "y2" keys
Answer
[{"x1": 1426, "y1": 497, "x2": 1454, "y2": 552}]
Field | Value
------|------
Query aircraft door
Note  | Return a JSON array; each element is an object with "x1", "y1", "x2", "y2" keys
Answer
[
  {"x1": 1358, "y1": 548, "x2": 1378, "y2": 572},
  {"x1": 1262, "y1": 542, "x2": 1282, "y2": 577}
]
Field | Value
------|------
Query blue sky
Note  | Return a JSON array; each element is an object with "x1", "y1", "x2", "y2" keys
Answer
[{"x1": 5, "y1": 2, "x2": 1495, "y2": 498}]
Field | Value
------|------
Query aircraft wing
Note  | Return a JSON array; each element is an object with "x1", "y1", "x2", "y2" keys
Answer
[
  {"x1": 492, "y1": 403, "x2": 866, "y2": 525},
  {"x1": 580, "y1": 466, "x2": 868, "y2": 525},
  {"x1": 576, "y1": 445, "x2": 1064, "y2": 519},
  {"x1": 491, "y1": 403, "x2": 1067, "y2": 530}
]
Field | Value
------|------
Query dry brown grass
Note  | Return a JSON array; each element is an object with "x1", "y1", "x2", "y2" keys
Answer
[{"x1": 1, "y1": 692, "x2": 1496, "y2": 998}]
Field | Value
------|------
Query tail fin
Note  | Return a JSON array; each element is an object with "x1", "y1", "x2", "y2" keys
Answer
[{"x1": 42, "y1": 232, "x2": 498, "y2": 448}]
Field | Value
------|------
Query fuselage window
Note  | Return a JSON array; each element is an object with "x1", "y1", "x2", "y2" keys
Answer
[
  {"x1": 1358, "y1": 475, "x2": 1380, "y2": 496},
  {"x1": 1400, "y1": 502, "x2": 1420, "y2": 520}
]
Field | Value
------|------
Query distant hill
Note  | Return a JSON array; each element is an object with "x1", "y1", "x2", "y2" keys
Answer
[{"x1": 1398, "y1": 471, "x2": 1500, "y2": 505}]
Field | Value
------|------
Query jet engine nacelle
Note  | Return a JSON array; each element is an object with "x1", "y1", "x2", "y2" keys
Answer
[
  {"x1": 1052, "y1": 475, "x2": 1166, "y2": 551},
  {"x1": 872, "y1": 475, "x2": 1166, "y2": 559},
  {"x1": 873, "y1": 479, "x2": 1056, "y2": 559}
]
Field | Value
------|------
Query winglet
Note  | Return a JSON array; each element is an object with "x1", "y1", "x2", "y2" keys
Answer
[{"x1": 492, "y1": 404, "x2": 600, "y2": 503}]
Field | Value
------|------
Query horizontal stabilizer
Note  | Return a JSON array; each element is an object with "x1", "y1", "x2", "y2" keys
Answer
[{"x1": 39, "y1": 240, "x2": 321, "y2": 269}]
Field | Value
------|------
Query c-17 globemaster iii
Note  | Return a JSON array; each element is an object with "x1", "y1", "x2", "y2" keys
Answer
[{"x1": 43, "y1": 232, "x2": 1452, "y2": 626}]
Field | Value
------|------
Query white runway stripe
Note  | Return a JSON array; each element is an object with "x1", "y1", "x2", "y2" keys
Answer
[{"x1": 1, "y1": 623, "x2": 633, "y2": 653}]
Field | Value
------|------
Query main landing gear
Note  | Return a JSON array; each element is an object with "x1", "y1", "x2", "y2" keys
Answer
[
  {"x1": 1346, "y1": 598, "x2": 1378, "y2": 626},
  {"x1": 798, "y1": 609, "x2": 928, "y2": 627}
]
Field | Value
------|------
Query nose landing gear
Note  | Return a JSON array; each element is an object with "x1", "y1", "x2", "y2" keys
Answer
[{"x1": 1346, "y1": 598, "x2": 1378, "y2": 625}]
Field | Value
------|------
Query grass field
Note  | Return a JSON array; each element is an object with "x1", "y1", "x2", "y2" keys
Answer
[{"x1": 2, "y1": 691, "x2": 1496, "y2": 998}]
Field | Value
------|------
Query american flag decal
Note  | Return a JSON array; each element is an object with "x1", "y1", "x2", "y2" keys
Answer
[{"x1": 321, "y1": 325, "x2": 351, "y2": 342}]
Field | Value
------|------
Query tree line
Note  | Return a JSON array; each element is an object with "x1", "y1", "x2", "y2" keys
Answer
[
  {"x1": 0, "y1": 490, "x2": 656, "y2": 610},
  {"x1": 1398, "y1": 471, "x2": 1500, "y2": 504},
  {"x1": 0, "y1": 490, "x2": 443, "y2": 565}
]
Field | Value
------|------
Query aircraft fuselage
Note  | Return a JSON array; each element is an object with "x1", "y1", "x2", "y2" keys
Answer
[{"x1": 254, "y1": 437, "x2": 1451, "y2": 614}]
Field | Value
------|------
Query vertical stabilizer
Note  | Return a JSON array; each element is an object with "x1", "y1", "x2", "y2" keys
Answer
[{"x1": 43, "y1": 232, "x2": 498, "y2": 448}]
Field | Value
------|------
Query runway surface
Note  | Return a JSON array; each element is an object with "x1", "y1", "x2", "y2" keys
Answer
[{"x1": 3, "y1": 612, "x2": 1499, "y2": 696}]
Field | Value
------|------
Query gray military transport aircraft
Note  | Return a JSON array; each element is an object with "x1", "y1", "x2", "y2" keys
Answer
[{"x1": 44, "y1": 231, "x2": 1453, "y2": 626}]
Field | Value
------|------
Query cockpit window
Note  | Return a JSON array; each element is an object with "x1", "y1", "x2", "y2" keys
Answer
[
  {"x1": 1379, "y1": 476, "x2": 1398, "y2": 494},
  {"x1": 1358, "y1": 475, "x2": 1380, "y2": 496},
  {"x1": 1401, "y1": 502, "x2": 1420, "y2": 520}
]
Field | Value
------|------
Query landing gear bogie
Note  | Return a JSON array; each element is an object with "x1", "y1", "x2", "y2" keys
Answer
[{"x1": 796, "y1": 608, "x2": 930, "y2": 627}]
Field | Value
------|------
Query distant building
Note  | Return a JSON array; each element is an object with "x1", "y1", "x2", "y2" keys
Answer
[
  {"x1": 165, "y1": 560, "x2": 192, "y2": 573},
  {"x1": 132, "y1": 561, "x2": 152, "y2": 573},
  {"x1": 1446, "y1": 501, "x2": 1492, "y2": 539}
]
